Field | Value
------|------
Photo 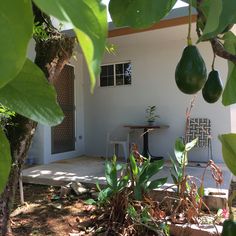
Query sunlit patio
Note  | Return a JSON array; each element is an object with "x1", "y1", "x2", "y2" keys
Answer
[{"x1": 22, "y1": 156, "x2": 232, "y2": 210}]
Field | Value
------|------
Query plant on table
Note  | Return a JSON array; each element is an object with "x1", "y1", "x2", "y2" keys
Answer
[{"x1": 145, "y1": 105, "x2": 159, "y2": 124}]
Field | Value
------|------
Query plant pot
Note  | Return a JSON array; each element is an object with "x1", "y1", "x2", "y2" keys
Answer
[{"x1": 148, "y1": 121, "x2": 155, "y2": 126}]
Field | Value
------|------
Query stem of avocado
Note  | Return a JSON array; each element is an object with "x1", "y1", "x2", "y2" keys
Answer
[
  {"x1": 211, "y1": 52, "x2": 216, "y2": 70},
  {"x1": 187, "y1": 0, "x2": 192, "y2": 46}
]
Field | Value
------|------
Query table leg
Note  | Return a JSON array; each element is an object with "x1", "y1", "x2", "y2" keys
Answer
[
  {"x1": 142, "y1": 128, "x2": 151, "y2": 158},
  {"x1": 142, "y1": 128, "x2": 163, "y2": 161}
]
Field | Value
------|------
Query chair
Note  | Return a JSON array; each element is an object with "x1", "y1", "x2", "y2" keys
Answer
[
  {"x1": 184, "y1": 118, "x2": 213, "y2": 161},
  {"x1": 106, "y1": 130, "x2": 130, "y2": 162}
]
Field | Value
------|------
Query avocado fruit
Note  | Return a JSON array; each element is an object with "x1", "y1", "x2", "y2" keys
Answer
[
  {"x1": 175, "y1": 45, "x2": 207, "y2": 94},
  {"x1": 202, "y1": 70, "x2": 223, "y2": 103}
]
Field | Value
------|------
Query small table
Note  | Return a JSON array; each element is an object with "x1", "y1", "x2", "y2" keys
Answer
[{"x1": 124, "y1": 124, "x2": 169, "y2": 160}]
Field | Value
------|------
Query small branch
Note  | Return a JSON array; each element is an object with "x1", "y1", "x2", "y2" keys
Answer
[{"x1": 210, "y1": 38, "x2": 236, "y2": 65}]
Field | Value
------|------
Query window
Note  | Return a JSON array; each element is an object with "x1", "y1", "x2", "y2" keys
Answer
[{"x1": 100, "y1": 61, "x2": 131, "y2": 87}]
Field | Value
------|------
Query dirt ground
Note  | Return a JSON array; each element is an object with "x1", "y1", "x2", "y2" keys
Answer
[
  {"x1": 1, "y1": 182, "x2": 236, "y2": 236},
  {"x1": 1, "y1": 184, "x2": 100, "y2": 236}
]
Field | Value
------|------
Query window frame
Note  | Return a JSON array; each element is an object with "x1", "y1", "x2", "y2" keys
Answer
[{"x1": 99, "y1": 60, "x2": 132, "y2": 88}]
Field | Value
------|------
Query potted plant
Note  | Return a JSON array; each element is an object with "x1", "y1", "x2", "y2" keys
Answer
[{"x1": 145, "y1": 105, "x2": 159, "y2": 125}]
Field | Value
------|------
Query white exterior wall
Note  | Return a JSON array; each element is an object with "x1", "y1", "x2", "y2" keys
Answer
[{"x1": 83, "y1": 24, "x2": 231, "y2": 163}]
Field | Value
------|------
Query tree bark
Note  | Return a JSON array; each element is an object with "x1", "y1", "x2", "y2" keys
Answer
[
  {"x1": 1, "y1": 118, "x2": 37, "y2": 236},
  {"x1": 0, "y1": 4, "x2": 74, "y2": 235}
]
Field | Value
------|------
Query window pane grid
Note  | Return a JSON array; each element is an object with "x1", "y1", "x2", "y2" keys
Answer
[{"x1": 100, "y1": 62, "x2": 131, "y2": 87}]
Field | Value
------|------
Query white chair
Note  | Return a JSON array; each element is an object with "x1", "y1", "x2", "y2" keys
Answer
[{"x1": 106, "y1": 131, "x2": 130, "y2": 162}]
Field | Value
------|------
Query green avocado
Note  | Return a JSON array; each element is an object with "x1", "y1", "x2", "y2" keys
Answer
[
  {"x1": 222, "y1": 219, "x2": 236, "y2": 236},
  {"x1": 175, "y1": 45, "x2": 207, "y2": 94},
  {"x1": 202, "y1": 70, "x2": 223, "y2": 103}
]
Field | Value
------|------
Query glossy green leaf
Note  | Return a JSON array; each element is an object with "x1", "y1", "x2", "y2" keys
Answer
[
  {"x1": 105, "y1": 161, "x2": 117, "y2": 189},
  {"x1": 174, "y1": 138, "x2": 185, "y2": 165},
  {"x1": 139, "y1": 159, "x2": 164, "y2": 184},
  {"x1": 0, "y1": 59, "x2": 63, "y2": 125},
  {"x1": 222, "y1": 66, "x2": 236, "y2": 106},
  {"x1": 169, "y1": 155, "x2": 180, "y2": 177},
  {"x1": 198, "y1": 0, "x2": 221, "y2": 41},
  {"x1": 109, "y1": 0, "x2": 177, "y2": 29},
  {"x1": 222, "y1": 32, "x2": 236, "y2": 106},
  {"x1": 219, "y1": 133, "x2": 236, "y2": 175},
  {"x1": 198, "y1": 185, "x2": 205, "y2": 197},
  {"x1": 185, "y1": 138, "x2": 198, "y2": 151},
  {"x1": 0, "y1": 0, "x2": 33, "y2": 88},
  {"x1": 127, "y1": 204, "x2": 138, "y2": 220},
  {"x1": 98, "y1": 187, "x2": 112, "y2": 203},
  {"x1": 84, "y1": 199, "x2": 96, "y2": 205},
  {"x1": 199, "y1": 0, "x2": 236, "y2": 41},
  {"x1": 147, "y1": 177, "x2": 167, "y2": 190},
  {"x1": 33, "y1": 0, "x2": 107, "y2": 92},
  {"x1": 130, "y1": 153, "x2": 139, "y2": 176},
  {"x1": 0, "y1": 129, "x2": 11, "y2": 194},
  {"x1": 117, "y1": 175, "x2": 129, "y2": 190}
]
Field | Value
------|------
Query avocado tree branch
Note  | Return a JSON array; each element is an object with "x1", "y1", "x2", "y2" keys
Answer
[
  {"x1": 196, "y1": 0, "x2": 236, "y2": 65},
  {"x1": 210, "y1": 38, "x2": 236, "y2": 65}
]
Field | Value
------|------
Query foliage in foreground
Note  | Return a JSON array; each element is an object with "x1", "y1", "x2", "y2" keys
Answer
[
  {"x1": 86, "y1": 154, "x2": 167, "y2": 235},
  {"x1": 86, "y1": 139, "x2": 224, "y2": 235}
]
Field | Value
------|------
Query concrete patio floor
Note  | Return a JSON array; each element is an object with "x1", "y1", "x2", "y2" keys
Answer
[{"x1": 22, "y1": 156, "x2": 232, "y2": 192}]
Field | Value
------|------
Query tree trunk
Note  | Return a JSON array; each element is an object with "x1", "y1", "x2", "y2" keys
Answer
[
  {"x1": 0, "y1": 4, "x2": 74, "y2": 235},
  {"x1": 1, "y1": 118, "x2": 37, "y2": 236}
]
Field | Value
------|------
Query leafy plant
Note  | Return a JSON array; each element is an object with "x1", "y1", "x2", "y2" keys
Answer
[
  {"x1": 0, "y1": 104, "x2": 15, "y2": 130},
  {"x1": 90, "y1": 155, "x2": 129, "y2": 205},
  {"x1": 170, "y1": 137, "x2": 198, "y2": 194},
  {"x1": 33, "y1": 22, "x2": 49, "y2": 41},
  {"x1": 129, "y1": 153, "x2": 167, "y2": 200},
  {"x1": 145, "y1": 105, "x2": 159, "y2": 123}
]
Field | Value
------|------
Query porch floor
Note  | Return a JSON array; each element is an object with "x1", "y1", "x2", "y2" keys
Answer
[{"x1": 22, "y1": 156, "x2": 232, "y2": 192}]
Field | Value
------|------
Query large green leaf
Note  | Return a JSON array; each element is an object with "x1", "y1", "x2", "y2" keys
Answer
[
  {"x1": 0, "y1": 59, "x2": 63, "y2": 125},
  {"x1": 0, "y1": 0, "x2": 33, "y2": 88},
  {"x1": 0, "y1": 129, "x2": 11, "y2": 194},
  {"x1": 147, "y1": 177, "x2": 167, "y2": 190},
  {"x1": 139, "y1": 159, "x2": 164, "y2": 184},
  {"x1": 105, "y1": 160, "x2": 117, "y2": 189},
  {"x1": 185, "y1": 138, "x2": 198, "y2": 151},
  {"x1": 33, "y1": 0, "x2": 107, "y2": 92},
  {"x1": 109, "y1": 0, "x2": 177, "y2": 29},
  {"x1": 130, "y1": 153, "x2": 139, "y2": 177},
  {"x1": 198, "y1": 0, "x2": 221, "y2": 41},
  {"x1": 219, "y1": 133, "x2": 236, "y2": 175},
  {"x1": 222, "y1": 32, "x2": 236, "y2": 106},
  {"x1": 199, "y1": 0, "x2": 236, "y2": 41},
  {"x1": 174, "y1": 138, "x2": 185, "y2": 165}
]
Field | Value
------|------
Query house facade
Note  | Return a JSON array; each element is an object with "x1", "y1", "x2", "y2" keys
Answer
[{"x1": 29, "y1": 7, "x2": 236, "y2": 164}]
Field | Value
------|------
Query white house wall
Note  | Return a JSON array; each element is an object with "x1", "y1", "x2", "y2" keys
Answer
[{"x1": 83, "y1": 24, "x2": 231, "y2": 163}]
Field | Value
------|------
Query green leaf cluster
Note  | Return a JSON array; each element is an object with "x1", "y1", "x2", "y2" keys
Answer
[
  {"x1": 170, "y1": 138, "x2": 198, "y2": 193},
  {"x1": 109, "y1": 0, "x2": 177, "y2": 29},
  {"x1": 95, "y1": 156, "x2": 129, "y2": 205},
  {"x1": 129, "y1": 154, "x2": 167, "y2": 200}
]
